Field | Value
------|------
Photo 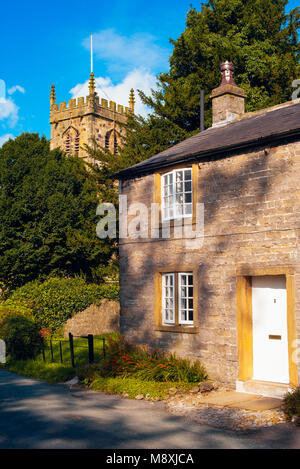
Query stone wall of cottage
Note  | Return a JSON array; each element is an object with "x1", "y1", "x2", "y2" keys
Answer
[{"x1": 119, "y1": 141, "x2": 300, "y2": 386}]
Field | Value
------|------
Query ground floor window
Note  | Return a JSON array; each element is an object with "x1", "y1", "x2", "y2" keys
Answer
[
  {"x1": 162, "y1": 273, "x2": 175, "y2": 324},
  {"x1": 162, "y1": 272, "x2": 194, "y2": 326}
]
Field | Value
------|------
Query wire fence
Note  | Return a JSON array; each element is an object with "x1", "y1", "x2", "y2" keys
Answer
[{"x1": 41, "y1": 333, "x2": 106, "y2": 367}]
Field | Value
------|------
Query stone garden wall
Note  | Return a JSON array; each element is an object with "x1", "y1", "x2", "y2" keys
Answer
[{"x1": 64, "y1": 299, "x2": 120, "y2": 337}]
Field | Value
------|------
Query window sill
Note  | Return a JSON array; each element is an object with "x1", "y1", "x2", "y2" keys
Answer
[
  {"x1": 155, "y1": 325, "x2": 199, "y2": 334},
  {"x1": 161, "y1": 215, "x2": 193, "y2": 223},
  {"x1": 153, "y1": 217, "x2": 196, "y2": 234},
  {"x1": 160, "y1": 216, "x2": 193, "y2": 225}
]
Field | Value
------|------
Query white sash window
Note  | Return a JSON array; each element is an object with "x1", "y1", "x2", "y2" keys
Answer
[
  {"x1": 161, "y1": 168, "x2": 192, "y2": 221},
  {"x1": 178, "y1": 273, "x2": 194, "y2": 325},
  {"x1": 162, "y1": 272, "x2": 194, "y2": 326},
  {"x1": 162, "y1": 273, "x2": 175, "y2": 324}
]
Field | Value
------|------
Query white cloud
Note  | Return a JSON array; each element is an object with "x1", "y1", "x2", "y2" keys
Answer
[
  {"x1": 0, "y1": 97, "x2": 19, "y2": 126},
  {"x1": 7, "y1": 85, "x2": 25, "y2": 95},
  {"x1": 0, "y1": 133, "x2": 14, "y2": 147},
  {"x1": 83, "y1": 29, "x2": 169, "y2": 73},
  {"x1": 0, "y1": 79, "x2": 24, "y2": 127},
  {"x1": 70, "y1": 68, "x2": 158, "y2": 117},
  {"x1": 73, "y1": 30, "x2": 166, "y2": 117},
  {"x1": 0, "y1": 79, "x2": 5, "y2": 99}
]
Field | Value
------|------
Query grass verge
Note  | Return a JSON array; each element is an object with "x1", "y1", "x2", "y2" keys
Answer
[
  {"x1": 89, "y1": 376, "x2": 196, "y2": 400},
  {"x1": 0, "y1": 333, "x2": 206, "y2": 400},
  {"x1": 0, "y1": 333, "x2": 118, "y2": 384},
  {"x1": 1, "y1": 360, "x2": 75, "y2": 384}
]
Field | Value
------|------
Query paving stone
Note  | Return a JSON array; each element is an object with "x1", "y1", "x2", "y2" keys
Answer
[
  {"x1": 200, "y1": 391, "x2": 260, "y2": 406},
  {"x1": 229, "y1": 397, "x2": 282, "y2": 411}
]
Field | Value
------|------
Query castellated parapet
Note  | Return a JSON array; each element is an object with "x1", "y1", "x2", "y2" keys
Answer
[{"x1": 50, "y1": 79, "x2": 134, "y2": 161}]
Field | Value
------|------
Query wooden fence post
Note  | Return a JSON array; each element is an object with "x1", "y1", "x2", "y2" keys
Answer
[
  {"x1": 88, "y1": 334, "x2": 94, "y2": 364},
  {"x1": 69, "y1": 333, "x2": 75, "y2": 368}
]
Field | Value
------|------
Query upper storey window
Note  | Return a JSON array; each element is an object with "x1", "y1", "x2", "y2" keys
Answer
[{"x1": 161, "y1": 168, "x2": 192, "y2": 221}]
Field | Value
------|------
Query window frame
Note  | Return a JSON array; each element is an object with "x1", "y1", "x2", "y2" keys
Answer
[
  {"x1": 161, "y1": 168, "x2": 193, "y2": 222},
  {"x1": 178, "y1": 272, "x2": 194, "y2": 326},
  {"x1": 162, "y1": 273, "x2": 175, "y2": 325},
  {"x1": 155, "y1": 267, "x2": 198, "y2": 333}
]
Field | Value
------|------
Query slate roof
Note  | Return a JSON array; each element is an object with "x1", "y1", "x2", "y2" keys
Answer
[{"x1": 114, "y1": 100, "x2": 300, "y2": 180}]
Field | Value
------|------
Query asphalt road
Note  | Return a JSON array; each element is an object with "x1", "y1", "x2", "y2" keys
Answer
[{"x1": 0, "y1": 369, "x2": 299, "y2": 449}]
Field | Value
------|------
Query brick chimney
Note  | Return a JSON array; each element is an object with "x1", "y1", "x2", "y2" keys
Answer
[{"x1": 211, "y1": 61, "x2": 247, "y2": 126}]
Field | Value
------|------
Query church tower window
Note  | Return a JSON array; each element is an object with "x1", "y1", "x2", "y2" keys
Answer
[
  {"x1": 63, "y1": 126, "x2": 80, "y2": 155},
  {"x1": 105, "y1": 129, "x2": 118, "y2": 155}
]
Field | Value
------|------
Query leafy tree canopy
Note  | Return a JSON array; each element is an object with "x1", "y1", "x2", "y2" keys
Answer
[
  {"x1": 142, "y1": 0, "x2": 300, "y2": 133},
  {"x1": 0, "y1": 133, "x2": 115, "y2": 290},
  {"x1": 90, "y1": 1, "x2": 300, "y2": 175},
  {"x1": 88, "y1": 113, "x2": 187, "y2": 177}
]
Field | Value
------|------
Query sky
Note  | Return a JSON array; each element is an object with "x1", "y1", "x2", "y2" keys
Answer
[{"x1": 0, "y1": 0, "x2": 299, "y2": 146}]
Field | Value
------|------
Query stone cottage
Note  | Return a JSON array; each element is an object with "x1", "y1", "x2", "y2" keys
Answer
[{"x1": 114, "y1": 61, "x2": 300, "y2": 397}]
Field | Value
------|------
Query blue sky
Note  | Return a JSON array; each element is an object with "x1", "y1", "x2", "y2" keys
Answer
[{"x1": 0, "y1": 0, "x2": 298, "y2": 146}]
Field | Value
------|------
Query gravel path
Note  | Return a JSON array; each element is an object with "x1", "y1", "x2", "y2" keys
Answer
[{"x1": 164, "y1": 386, "x2": 287, "y2": 431}]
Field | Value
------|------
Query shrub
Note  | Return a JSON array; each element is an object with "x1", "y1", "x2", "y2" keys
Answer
[
  {"x1": 0, "y1": 300, "x2": 34, "y2": 323},
  {"x1": 282, "y1": 388, "x2": 300, "y2": 425},
  {"x1": 4, "y1": 277, "x2": 119, "y2": 332},
  {"x1": 0, "y1": 315, "x2": 43, "y2": 360},
  {"x1": 134, "y1": 353, "x2": 207, "y2": 383},
  {"x1": 97, "y1": 282, "x2": 119, "y2": 301},
  {"x1": 89, "y1": 338, "x2": 207, "y2": 384}
]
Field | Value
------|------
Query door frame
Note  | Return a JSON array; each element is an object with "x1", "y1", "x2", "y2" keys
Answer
[{"x1": 236, "y1": 267, "x2": 298, "y2": 387}]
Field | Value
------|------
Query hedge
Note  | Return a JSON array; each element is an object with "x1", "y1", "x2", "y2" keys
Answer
[{"x1": 0, "y1": 277, "x2": 119, "y2": 332}]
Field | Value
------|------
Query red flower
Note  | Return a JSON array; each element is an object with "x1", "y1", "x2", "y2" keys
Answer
[{"x1": 40, "y1": 328, "x2": 51, "y2": 338}]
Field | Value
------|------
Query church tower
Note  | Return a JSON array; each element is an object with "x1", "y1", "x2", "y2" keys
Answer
[{"x1": 49, "y1": 35, "x2": 135, "y2": 162}]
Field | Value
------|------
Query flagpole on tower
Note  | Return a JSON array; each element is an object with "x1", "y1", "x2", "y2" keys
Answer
[
  {"x1": 91, "y1": 33, "x2": 93, "y2": 74},
  {"x1": 89, "y1": 32, "x2": 95, "y2": 95}
]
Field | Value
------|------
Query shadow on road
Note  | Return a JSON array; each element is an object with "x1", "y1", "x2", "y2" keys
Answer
[{"x1": 0, "y1": 369, "x2": 299, "y2": 449}]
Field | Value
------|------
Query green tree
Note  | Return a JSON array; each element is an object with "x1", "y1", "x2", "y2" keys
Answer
[
  {"x1": 87, "y1": 113, "x2": 187, "y2": 177},
  {"x1": 64, "y1": 0, "x2": 300, "y2": 251},
  {"x1": 0, "y1": 133, "x2": 115, "y2": 290},
  {"x1": 141, "y1": 0, "x2": 300, "y2": 133},
  {"x1": 92, "y1": 1, "x2": 300, "y2": 171}
]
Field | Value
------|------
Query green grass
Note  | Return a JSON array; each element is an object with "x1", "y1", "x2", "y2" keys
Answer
[
  {"x1": 1, "y1": 360, "x2": 75, "y2": 384},
  {"x1": 1, "y1": 333, "x2": 119, "y2": 384},
  {"x1": 89, "y1": 376, "x2": 196, "y2": 400},
  {"x1": 41, "y1": 332, "x2": 119, "y2": 366}
]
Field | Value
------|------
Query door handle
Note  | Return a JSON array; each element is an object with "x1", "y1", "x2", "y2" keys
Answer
[{"x1": 269, "y1": 335, "x2": 282, "y2": 340}]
